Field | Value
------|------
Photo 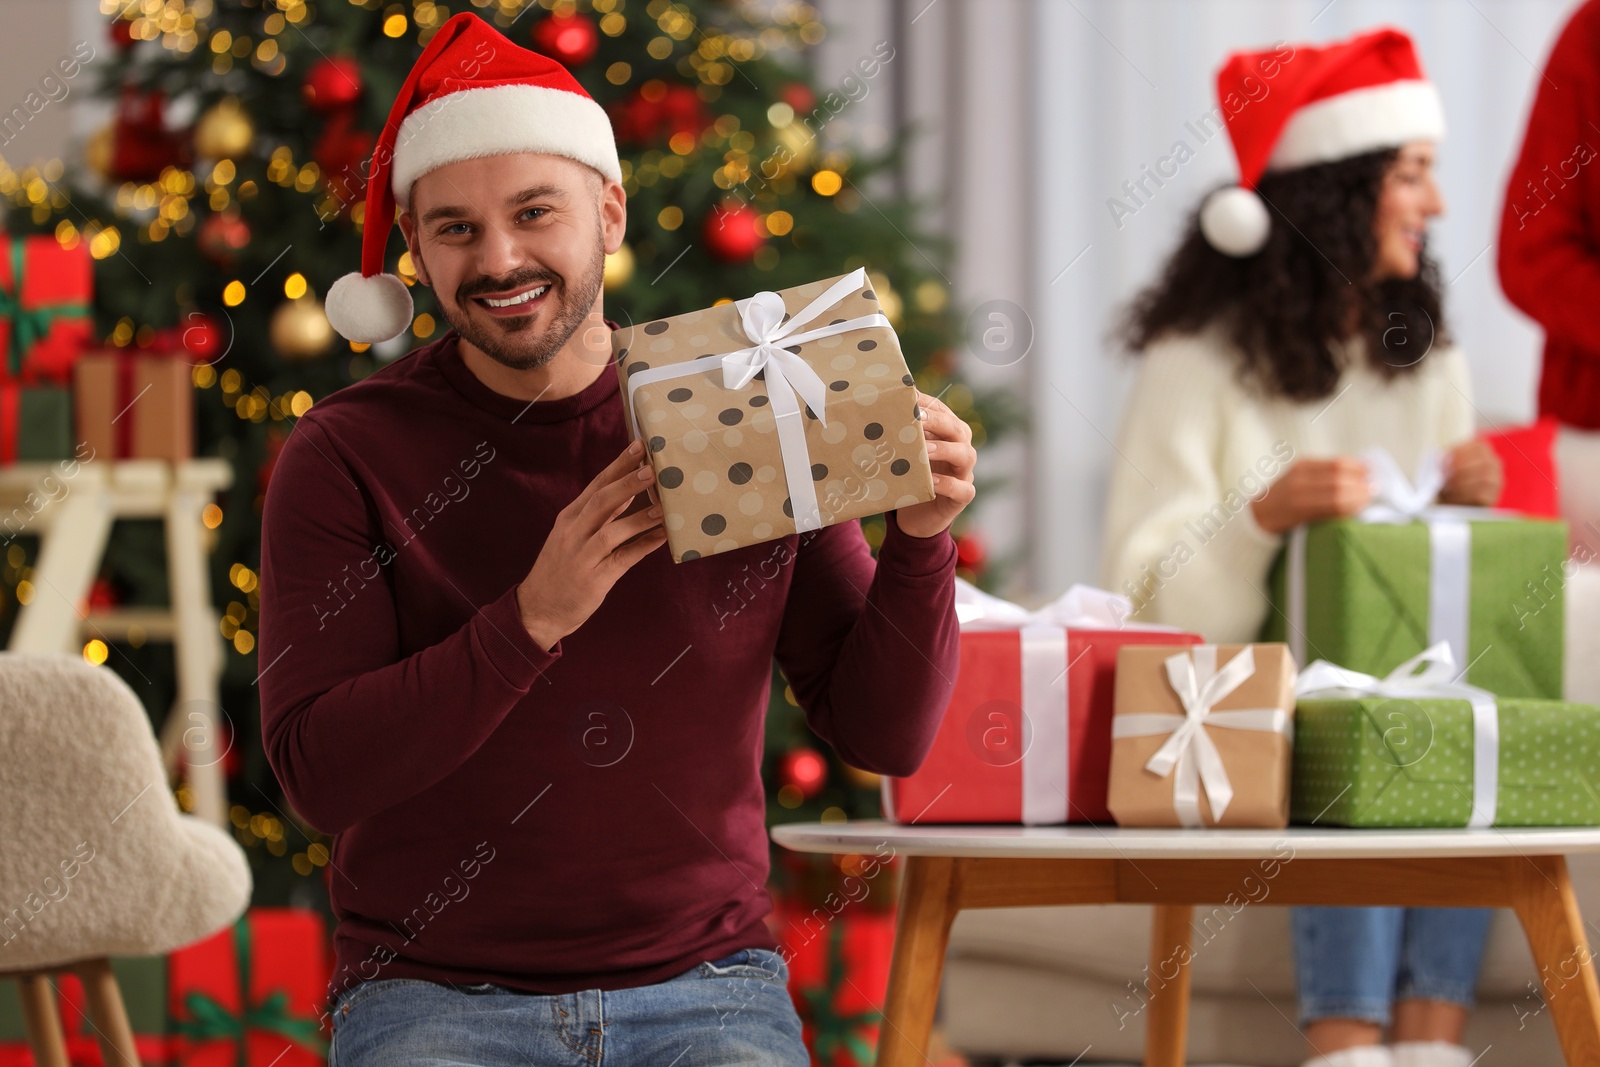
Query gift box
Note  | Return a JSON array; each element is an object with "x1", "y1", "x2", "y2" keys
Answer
[
  {"x1": 0, "y1": 957, "x2": 172, "y2": 1066},
  {"x1": 168, "y1": 908, "x2": 329, "y2": 1067},
  {"x1": 1108, "y1": 643, "x2": 1297, "y2": 828},
  {"x1": 1262, "y1": 448, "x2": 1567, "y2": 700},
  {"x1": 0, "y1": 234, "x2": 93, "y2": 384},
  {"x1": 775, "y1": 900, "x2": 895, "y2": 1067},
  {"x1": 1293, "y1": 644, "x2": 1600, "y2": 827},
  {"x1": 882, "y1": 579, "x2": 1201, "y2": 825},
  {"x1": 0, "y1": 382, "x2": 73, "y2": 463},
  {"x1": 612, "y1": 269, "x2": 935, "y2": 562},
  {"x1": 75, "y1": 349, "x2": 193, "y2": 462}
]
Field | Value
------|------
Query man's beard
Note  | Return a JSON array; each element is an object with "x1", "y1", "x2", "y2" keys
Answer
[{"x1": 437, "y1": 236, "x2": 606, "y2": 372}]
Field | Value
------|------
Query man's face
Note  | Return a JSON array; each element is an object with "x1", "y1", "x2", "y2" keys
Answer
[{"x1": 400, "y1": 153, "x2": 621, "y2": 371}]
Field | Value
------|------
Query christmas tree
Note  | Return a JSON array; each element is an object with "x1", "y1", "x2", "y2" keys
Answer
[{"x1": 0, "y1": 0, "x2": 1015, "y2": 910}]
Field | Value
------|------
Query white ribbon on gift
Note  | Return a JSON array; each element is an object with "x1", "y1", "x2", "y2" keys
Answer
[
  {"x1": 1294, "y1": 642, "x2": 1500, "y2": 827},
  {"x1": 623, "y1": 268, "x2": 890, "y2": 534},
  {"x1": 1111, "y1": 645, "x2": 1293, "y2": 827},
  {"x1": 932, "y1": 577, "x2": 1179, "y2": 824},
  {"x1": 1286, "y1": 447, "x2": 1508, "y2": 675}
]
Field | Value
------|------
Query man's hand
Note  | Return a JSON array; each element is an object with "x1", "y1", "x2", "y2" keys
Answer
[
  {"x1": 1249, "y1": 457, "x2": 1372, "y2": 535},
  {"x1": 516, "y1": 439, "x2": 666, "y2": 651},
  {"x1": 1439, "y1": 438, "x2": 1502, "y2": 507},
  {"x1": 895, "y1": 390, "x2": 977, "y2": 539}
]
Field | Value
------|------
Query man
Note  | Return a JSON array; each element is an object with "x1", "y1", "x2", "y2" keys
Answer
[
  {"x1": 1497, "y1": 0, "x2": 1600, "y2": 555},
  {"x1": 258, "y1": 13, "x2": 973, "y2": 1066}
]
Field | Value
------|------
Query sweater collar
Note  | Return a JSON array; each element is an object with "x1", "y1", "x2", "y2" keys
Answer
[{"x1": 431, "y1": 322, "x2": 621, "y2": 424}]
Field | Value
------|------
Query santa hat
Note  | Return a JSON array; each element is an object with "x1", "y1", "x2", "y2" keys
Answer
[
  {"x1": 1200, "y1": 26, "x2": 1445, "y2": 256},
  {"x1": 326, "y1": 13, "x2": 622, "y2": 343}
]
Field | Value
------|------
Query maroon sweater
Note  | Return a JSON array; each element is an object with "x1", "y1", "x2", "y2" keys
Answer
[
  {"x1": 1497, "y1": 0, "x2": 1600, "y2": 428},
  {"x1": 257, "y1": 330, "x2": 959, "y2": 999}
]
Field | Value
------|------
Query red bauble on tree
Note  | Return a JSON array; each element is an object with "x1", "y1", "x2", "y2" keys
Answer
[
  {"x1": 531, "y1": 12, "x2": 599, "y2": 67},
  {"x1": 955, "y1": 531, "x2": 986, "y2": 573},
  {"x1": 178, "y1": 311, "x2": 226, "y2": 363},
  {"x1": 303, "y1": 56, "x2": 363, "y2": 112},
  {"x1": 778, "y1": 747, "x2": 828, "y2": 801},
  {"x1": 781, "y1": 82, "x2": 817, "y2": 116},
  {"x1": 109, "y1": 86, "x2": 186, "y2": 182},
  {"x1": 703, "y1": 202, "x2": 765, "y2": 263},
  {"x1": 109, "y1": 18, "x2": 136, "y2": 51},
  {"x1": 660, "y1": 85, "x2": 709, "y2": 139},
  {"x1": 314, "y1": 109, "x2": 375, "y2": 198},
  {"x1": 197, "y1": 211, "x2": 250, "y2": 267}
]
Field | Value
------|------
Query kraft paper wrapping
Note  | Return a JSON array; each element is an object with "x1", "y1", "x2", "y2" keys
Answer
[
  {"x1": 1108, "y1": 643, "x2": 1297, "y2": 829},
  {"x1": 75, "y1": 351, "x2": 194, "y2": 462},
  {"x1": 611, "y1": 272, "x2": 935, "y2": 562}
]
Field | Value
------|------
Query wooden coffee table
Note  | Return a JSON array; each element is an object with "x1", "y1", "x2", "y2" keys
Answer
[{"x1": 771, "y1": 821, "x2": 1600, "y2": 1067}]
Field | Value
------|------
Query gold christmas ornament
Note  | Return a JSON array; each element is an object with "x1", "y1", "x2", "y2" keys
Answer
[
  {"x1": 603, "y1": 242, "x2": 635, "y2": 290},
  {"x1": 769, "y1": 121, "x2": 816, "y2": 178},
  {"x1": 194, "y1": 98, "x2": 255, "y2": 160},
  {"x1": 270, "y1": 296, "x2": 335, "y2": 360}
]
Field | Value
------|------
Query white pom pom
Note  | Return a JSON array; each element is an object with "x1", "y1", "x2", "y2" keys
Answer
[
  {"x1": 325, "y1": 272, "x2": 414, "y2": 344},
  {"x1": 1199, "y1": 186, "x2": 1271, "y2": 257}
]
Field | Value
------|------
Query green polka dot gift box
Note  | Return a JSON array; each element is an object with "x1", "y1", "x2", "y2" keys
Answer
[
  {"x1": 611, "y1": 269, "x2": 935, "y2": 563},
  {"x1": 1292, "y1": 670, "x2": 1600, "y2": 828}
]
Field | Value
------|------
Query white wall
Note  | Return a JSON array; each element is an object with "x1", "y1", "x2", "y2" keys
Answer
[{"x1": 1030, "y1": 0, "x2": 1577, "y2": 597}]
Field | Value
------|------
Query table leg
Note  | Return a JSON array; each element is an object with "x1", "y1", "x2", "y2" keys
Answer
[
  {"x1": 876, "y1": 855, "x2": 957, "y2": 1067},
  {"x1": 1143, "y1": 904, "x2": 1193, "y2": 1067},
  {"x1": 1509, "y1": 855, "x2": 1600, "y2": 1065}
]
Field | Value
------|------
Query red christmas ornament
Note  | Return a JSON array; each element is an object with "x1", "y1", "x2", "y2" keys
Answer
[
  {"x1": 110, "y1": 86, "x2": 186, "y2": 182},
  {"x1": 197, "y1": 212, "x2": 251, "y2": 267},
  {"x1": 955, "y1": 531, "x2": 986, "y2": 573},
  {"x1": 703, "y1": 202, "x2": 765, "y2": 263},
  {"x1": 303, "y1": 56, "x2": 363, "y2": 112},
  {"x1": 109, "y1": 18, "x2": 136, "y2": 51},
  {"x1": 178, "y1": 311, "x2": 225, "y2": 363},
  {"x1": 88, "y1": 578, "x2": 119, "y2": 612},
  {"x1": 781, "y1": 82, "x2": 817, "y2": 116},
  {"x1": 314, "y1": 109, "x2": 376, "y2": 205},
  {"x1": 531, "y1": 12, "x2": 599, "y2": 67},
  {"x1": 660, "y1": 85, "x2": 709, "y2": 138},
  {"x1": 778, "y1": 747, "x2": 828, "y2": 800}
]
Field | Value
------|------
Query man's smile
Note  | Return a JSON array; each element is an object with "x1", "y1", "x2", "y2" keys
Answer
[{"x1": 473, "y1": 282, "x2": 552, "y2": 317}]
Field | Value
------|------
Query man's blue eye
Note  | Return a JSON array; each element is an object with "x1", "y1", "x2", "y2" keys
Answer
[
  {"x1": 521, "y1": 207, "x2": 545, "y2": 221},
  {"x1": 444, "y1": 223, "x2": 470, "y2": 236}
]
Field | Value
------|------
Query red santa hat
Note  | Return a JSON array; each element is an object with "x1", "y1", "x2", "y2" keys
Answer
[
  {"x1": 326, "y1": 12, "x2": 622, "y2": 343},
  {"x1": 1200, "y1": 26, "x2": 1445, "y2": 256}
]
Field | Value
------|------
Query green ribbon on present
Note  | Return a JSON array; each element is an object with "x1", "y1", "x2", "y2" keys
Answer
[
  {"x1": 799, "y1": 920, "x2": 882, "y2": 1067},
  {"x1": 0, "y1": 239, "x2": 89, "y2": 379},
  {"x1": 172, "y1": 916, "x2": 328, "y2": 1066}
]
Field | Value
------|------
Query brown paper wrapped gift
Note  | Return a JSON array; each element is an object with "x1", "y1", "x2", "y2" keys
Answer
[
  {"x1": 611, "y1": 269, "x2": 935, "y2": 562},
  {"x1": 1108, "y1": 643, "x2": 1297, "y2": 828},
  {"x1": 75, "y1": 349, "x2": 194, "y2": 462}
]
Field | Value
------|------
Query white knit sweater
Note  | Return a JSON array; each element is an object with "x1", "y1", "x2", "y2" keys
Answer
[{"x1": 1096, "y1": 326, "x2": 1476, "y2": 643}]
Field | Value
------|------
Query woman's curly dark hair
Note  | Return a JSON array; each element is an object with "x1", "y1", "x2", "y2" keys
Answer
[{"x1": 1119, "y1": 148, "x2": 1447, "y2": 403}]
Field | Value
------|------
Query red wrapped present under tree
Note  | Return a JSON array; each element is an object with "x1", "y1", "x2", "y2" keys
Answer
[
  {"x1": 0, "y1": 234, "x2": 93, "y2": 385},
  {"x1": 882, "y1": 579, "x2": 1202, "y2": 825},
  {"x1": 168, "y1": 908, "x2": 329, "y2": 1067}
]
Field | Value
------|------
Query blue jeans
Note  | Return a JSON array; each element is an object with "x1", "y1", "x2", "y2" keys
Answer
[
  {"x1": 328, "y1": 948, "x2": 808, "y2": 1066},
  {"x1": 1292, "y1": 906, "x2": 1493, "y2": 1026}
]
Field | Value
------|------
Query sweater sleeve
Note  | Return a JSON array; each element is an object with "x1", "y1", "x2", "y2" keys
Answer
[
  {"x1": 773, "y1": 510, "x2": 959, "y2": 779},
  {"x1": 258, "y1": 416, "x2": 559, "y2": 835},
  {"x1": 1096, "y1": 340, "x2": 1284, "y2": 643},
  {"x1": 1430, "y1": 345, "x2": 1478, "y2": 448},
  {"x1": 1496, "y1": 2, "x2": 1600, "y2": 357}
]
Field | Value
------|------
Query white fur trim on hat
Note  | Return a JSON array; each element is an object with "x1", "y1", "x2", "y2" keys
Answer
[
  {"x1": 326, "y1": 271, "x2": 414, "y2": 344},
  {"x1": 1200, "y1": 185, "x2": 1272, "y2": 256},
  {"x1": 1269, "y1": 80, "x2": 1445, "y2": 173},
  {"x1": 391, "y1": 83, "x2": 623, "y2": 209}
]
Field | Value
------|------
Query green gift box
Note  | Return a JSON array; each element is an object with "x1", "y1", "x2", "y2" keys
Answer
[
  {"x1": 1262, "y1": 449, "x2": 1566, "y2": 700},
  {"x1": 0, "y1": 381, "x2": 73, "y2": 463},
  {"x1": 1291, "y1": 649, "x2": 1600, "y2": 827}
]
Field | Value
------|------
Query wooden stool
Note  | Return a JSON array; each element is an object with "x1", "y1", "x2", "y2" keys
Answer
[{"x1": 6, "y1": 958, "x2": 142, "y2": 1067}]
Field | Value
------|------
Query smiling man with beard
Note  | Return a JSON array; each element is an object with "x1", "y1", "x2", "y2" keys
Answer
[{"x1": 257, "y1": 12, "x2": 974, "y2": 1067}]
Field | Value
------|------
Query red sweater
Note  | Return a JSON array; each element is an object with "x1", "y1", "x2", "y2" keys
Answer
[
  {"x1": 258, "y1": 330, "x2": 959, "y2": 998},
  {"x1": 1497, "y1": 0, "x2": 1600, "y2": 429}
]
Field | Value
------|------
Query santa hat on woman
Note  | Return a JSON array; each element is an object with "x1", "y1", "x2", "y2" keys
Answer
[
  {"x1": 1200, "y1": 26, "x2": 1445, "y2": 256},
  {"x1": 326, "y1": 12, "x2": 622, "y2": 343}
]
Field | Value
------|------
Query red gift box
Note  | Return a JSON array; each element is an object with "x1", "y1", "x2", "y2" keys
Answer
[
  {"x1": 882, "y1": 580, "x2": 1202, "y2": 825},
  {"x1": 776, "y1": 900, "x2": 895, "y2": 1067},
  {"x1": 168, "y1": 908, "x2": 330, "y2": 1067},
  {"x1": 0, "y1": 234, "x2": 93, "y2": 385}
]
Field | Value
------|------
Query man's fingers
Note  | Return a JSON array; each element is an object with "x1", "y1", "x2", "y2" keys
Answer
[
  {"x1": 581, "y1": 462, "x2": 655, "y2": 534},
  {"x1": 596, "y1": 504, "x2": 665, "y2": 556},
  {"x1": 606, "y1": 524, "x2": 669, "y2": 572},
  {"x1": 573, "y1": 441, "x2": 648, "y2": 509}
]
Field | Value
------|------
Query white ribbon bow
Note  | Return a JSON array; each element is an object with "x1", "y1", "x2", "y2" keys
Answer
[
  {"x1": 953, "y1": 575, "x2": 1181, "y2": 632},
  {"x1": 625, "y1": 268, "x2": 889, "y2": 534},
  {"x1": 1295, "y1": 642, "x2": 1501, "y2": 827},
  {"x1": 1112, "y1": 646, "x2": 1293, "y2": 826},
  {"x1": 1286, "y1": 447, "x2": 1509, "y2": 673}
]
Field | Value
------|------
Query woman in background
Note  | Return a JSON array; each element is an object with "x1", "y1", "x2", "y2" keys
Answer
[{"x1": 1099, "y1": 27, "x2": 1500, "y2": 1067}]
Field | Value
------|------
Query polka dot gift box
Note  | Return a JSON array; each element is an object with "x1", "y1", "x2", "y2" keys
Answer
[
  {"x1": 1291, "y1": 644, "x2": 1600, "y2": 827},
  {"x1": 612, "y1": 269, "x2": 935, "y2": 563}
]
